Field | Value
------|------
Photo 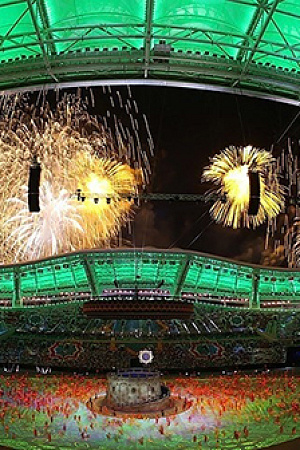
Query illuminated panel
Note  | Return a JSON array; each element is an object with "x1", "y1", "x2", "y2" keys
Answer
[
  {"x1": 1, "y1": 0, "x2": 300, "y2": 100},
  {"x1": 217, "y1": 267, "x2": 237, "y2": 293},
  {"x1": 37, "y1": 267, "x2": 55, "y2": 290},
  {"x1": 154, "y1": 0, "x2": 255, "y2": 57},
  {"x1": 257, "y1": 1, "x2": 300, "y2": 70},
  {"x1": 259, "y1": 271, "x2": 291, "y2": 297},
  {"x1": 20, "y1": 269, "x2": 37, "y2": 297},
  {"x1": 113, "y1": 254, "x2": 137, "y2": 285},
  {"x1": 35, "y1": 267, "x2": 56, "y2": 292},
  {"x1": 292, "y1": 277, "x2": 300, "y2": 295},
  {"x1": 184, "y1": 262, "x2": 200, "y2": 291},
  {"x1": 3, "y1": 249, "x2": 300, "y2": 309},
  {"x1": 69, "y1": 261, "x2": 90, "y2": 291},
  {"x1": 0, "y1": 270, "x2": 14, "y2": 302},
  {"x1": 93, "y1": 252, "x2": 185, "y2": 295},
  {"x1": 19, "y1": 258, "x2": 90, "y2": 299},
  {"x1": 51, "y1": 264, "x2": 74, "y2": 290},
  {"x1": 156, "y1": 257, "x2": 183, "y2": 294},
  {"x1": 45, "y1": 0, "x2": 145, "y2": 53},
  {"x1": 258, "y1": 268, "x2": 300, "y2": 309},
  {"x1": 197, "y1": 264, "x2": 219, "y2": 290},
  {"x1": 1, "y1": 0, "x2": 300, "y2": 70},
  {"x1": 154, "y1": 0, "x2": 300, "y2": 70},
  {"x1": 0, "y1": 0, "x2": 40, "y2": 61},
  {"x1": 236, "y1": 271, "x2": 252, "y2": 296},
  {"x1": 139, "y1": 257, "x2": 160, "y2": 286},
  {"x1": 93, "y1": 258, "x2": 116, "y2": 288}
]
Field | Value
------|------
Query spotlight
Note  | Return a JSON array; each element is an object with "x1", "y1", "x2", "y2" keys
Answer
[
  {"x1": 81, "y1": 196, "x2": 86, "y2": 202},
  {"x1": 127, "y1": 195, "x2": 132, "y2": 202},
  {"x1": 94, "y1": 198, "x2": 99, "y2": 204},
  {"x1": 106, "y1": 197, "x2": 111, "y2": 204}
]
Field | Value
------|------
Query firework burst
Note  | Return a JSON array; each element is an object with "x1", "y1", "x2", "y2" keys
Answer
[
  {"x1": 6, "y1": 182, "x2": 84, "y2": 261},
  {"x1": 202, "y1": 145, "x2": 284, "y2": 229},
  {"x1": 0, "y1": 91, "x2": 150, "y2": 263},
  {"x1": 68, "y1": 151, "x2": 140, "y2": 248}
]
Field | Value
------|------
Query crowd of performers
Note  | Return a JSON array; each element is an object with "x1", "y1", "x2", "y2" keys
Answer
[{"x1": 0, "y1": 370, "x2": 298, "y2": 448}]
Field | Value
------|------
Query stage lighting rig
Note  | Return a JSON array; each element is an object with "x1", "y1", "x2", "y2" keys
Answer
[{"x1": 74, "y1": 190, "x2": 223, "y2": 204}]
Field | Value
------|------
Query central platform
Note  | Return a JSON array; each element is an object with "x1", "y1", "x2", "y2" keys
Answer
[
  {"x1": 87, "y1": 368, "x2": 191, "y2": 417},
  {"x1": 106, "y1": 368, "x2": 166, "y2": 409}
]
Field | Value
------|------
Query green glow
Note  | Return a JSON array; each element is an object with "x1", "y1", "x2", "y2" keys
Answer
[
  {"x1": 0, "y1": 5, "x2": 39, "y2": 61},
  {"x1": 154, "y1": 0, "x2": 254, "y2": 58},
  {"x1": 46, "y1": 0, "x2": 145, "y2": 52},
  {"x1": 1, "y1": 0, "x2": 300, "y2": 97},
  {"x1": 0, "y1": 249, "x2": 299, "y2": 309},
  {"x1": 0, "y1": 271, "x2": 14, "y2": 300}
]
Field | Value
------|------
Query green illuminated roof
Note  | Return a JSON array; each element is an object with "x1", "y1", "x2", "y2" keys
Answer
[
  {"x1": 0, "y1": 0, "x2": 300, "y2": 102},
  {"x1": 2, "y1": 248, "x2": 300, "y2": 310}
]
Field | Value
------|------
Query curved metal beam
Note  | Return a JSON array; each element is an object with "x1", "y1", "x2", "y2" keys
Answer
[{"x1": 1, "y1": 78, "x2": 300, "y2": 106}]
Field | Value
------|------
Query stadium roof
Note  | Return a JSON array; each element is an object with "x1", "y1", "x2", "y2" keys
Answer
[
  {"x1": 1, "y1": 248, "x2": 300, "y2": 310},
  {"x1": 1, "y1": 0, "x2": 300, "y2": 103}
]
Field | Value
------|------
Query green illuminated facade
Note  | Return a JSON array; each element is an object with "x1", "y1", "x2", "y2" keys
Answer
[
  {"x1": 1, "y1": 248, "x2": 300, "y2": 310},
  {"x1": 0, "y1": 0, "x2": 300, "y2": 102}
]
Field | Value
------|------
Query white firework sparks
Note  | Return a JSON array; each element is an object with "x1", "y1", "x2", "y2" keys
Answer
[
  {"x1": 0, "y1": 91, "x2": 150, "y2": 263},
  {"x1": 5, "y1": 182, "x2": 84, "y2": 261}
]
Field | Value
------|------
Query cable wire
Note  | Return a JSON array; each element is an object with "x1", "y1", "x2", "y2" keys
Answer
[{"x1": 187, "y1": 218, "x2": 215, "y2": 249}]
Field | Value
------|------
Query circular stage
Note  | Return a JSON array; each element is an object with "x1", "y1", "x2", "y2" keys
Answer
[
  {"x1": 87, "y1": 394, "x2": 191, "y2": 418},
  {"x1": 87, "y1": 368, "x2": 192, "y2": 417}
]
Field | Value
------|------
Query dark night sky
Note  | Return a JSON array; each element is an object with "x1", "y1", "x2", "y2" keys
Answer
[
  {"x1": 118, "y1": 86, "x2": 299, "y2": 265},
  {"x1": 40, "y1": 85, "x2": 300, "y2": 265}
]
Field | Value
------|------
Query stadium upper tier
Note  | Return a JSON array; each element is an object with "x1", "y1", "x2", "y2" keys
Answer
[
  {"x1": 1, "y1": 248, "x2": 300, "y2": 310},
  {"x1": 0, "y1": 0, "x2": 300, "y2": 103}
]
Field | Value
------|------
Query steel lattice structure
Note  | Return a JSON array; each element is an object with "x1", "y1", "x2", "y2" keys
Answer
[
  {"x1": 0, "y1": 248, "x2": 300, "y2": 310},
  {"x1": 0, "y1": 0, "x2": 300, "y2": 103}
]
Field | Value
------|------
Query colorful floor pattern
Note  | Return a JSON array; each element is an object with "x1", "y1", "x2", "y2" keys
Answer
[{"x1": 0, "y1": 369, "x2": 300, "y2": 449}]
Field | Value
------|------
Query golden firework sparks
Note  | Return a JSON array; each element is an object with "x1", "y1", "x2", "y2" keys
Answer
[
  {"x1": 68, "y1": 151, "x2": 140, "y2": 249},
  {"x1": 0, "y1": 93, "x2": 147, "y2": 263},
  {"x1": 202, "y1": 145, "x2": 284, "y2": 229}
]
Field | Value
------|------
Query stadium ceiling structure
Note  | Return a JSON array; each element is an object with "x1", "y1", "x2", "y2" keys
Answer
[{"x1": 0, "y1": 0, "x2": 300, "y2": 103}]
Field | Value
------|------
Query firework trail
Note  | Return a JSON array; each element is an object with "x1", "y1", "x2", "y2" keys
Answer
[
  {"x1": 0, "y1": 90, "x2": 153, "y2": 263},
  {"x1": 264, "y1": 139, "x2": 300, "y2": 267}
]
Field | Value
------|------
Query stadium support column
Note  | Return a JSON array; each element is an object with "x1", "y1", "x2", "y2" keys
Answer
[
  {"x1": 250, "y1": 269, "x2": 260, "y2": 309},
  {"x1": 12, "y1": 268, "x2": 21, "y2": 308},
  {"x1": 144, "y1": 0, "x2": 154, "y2": 78},
  {"x1": 174, "y1": 257, "x2": 191, "y2": 299},
  {"x1": 82, "y1": 257, "x2": 100, "y2": 297}
]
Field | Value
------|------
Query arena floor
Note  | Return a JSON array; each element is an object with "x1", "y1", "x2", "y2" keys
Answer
[{"x1": 0, "y1": 369, "x2": 300, "y2": 449}]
